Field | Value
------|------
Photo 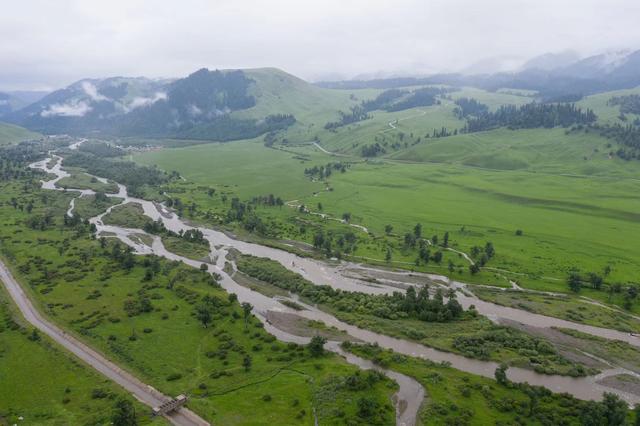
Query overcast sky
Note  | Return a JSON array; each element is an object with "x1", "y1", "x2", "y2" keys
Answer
[{"x1": 2, "y1": 0, "x2": 640, "y2": 90}]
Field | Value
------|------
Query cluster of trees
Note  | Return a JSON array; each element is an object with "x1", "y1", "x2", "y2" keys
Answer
[
  {"x1": 469, "y1": 242, "x2": 495, "y2": 274},
  {"x1": 63, "y1": 151, "x2": 167, "y2": 197},
  {"x1": 361, "y1": 143, "x2": 386, "y2": 157},
  {"x1": 174, "y1": 114, "x2": 297, "y2": 142},
  {"x1": 25, "y1": 211, "x2": 55, "y2": 230},
  {"x1": 304, "y1": 162, "x2": 349, "y2": 179},
  {"x1": 454, "y1": 327, "x2": 590, "y2": 376},
  {"x1": 325, "y1": 86, "x2": 451, "y2": 130},
  {"x1": 360, "y1": 89, "x2": 406, "y2": 111},
  {"x1": 590, "y1": 123, "x2": 640, "y2": 159},
  {"x1": 453, "y1": 97, "x2": 489, "y2": 118},
  {"x1": 0, "y1": 141, "x2": 48, "y2": 181},
  {"x1": 608, "y1": 94, "x2": 640, "y2": 115},
  {"x1": 428, "y1": 127, "x2": 457, "y2": 138},
  {"x1": 249, "y1": 194, "x2": 284, "y2": 207},
  {"x1": 385, "y1": 87, "x2": 445, "y2": 112},
  {"x1": 225, "y1": 197, "x2": 268, "y2": 235},
  {"x1": 77, "y1": 141, "x2": 125, "y2": 157},
  {"x1": 142, "y1": 218, "x2": 209, "y2": 248},
  {"x1": 324, "y1": 105, "x2": 371, "y2": 130},
  {"x1": 463, "y1": 103, "x2": 597, "y2": 132},
  {"x1": 312, "y1": 229, "x2": 358, "y2": 258},
  {"x1": 180, "y1": 228, "x2": 206, "y2": 244},
  {"x1": 237, "y1": 254, "x2": 466, "y2": 323},
  {"x1": 567, "y1": 269, "x2": 638, "y2": 310}
]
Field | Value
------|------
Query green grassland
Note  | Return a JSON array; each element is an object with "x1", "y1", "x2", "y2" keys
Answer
[
  {"x1": 133, "y1": 131, "x2": 640, "y2": 307},
  {"x1": 577, "y1": 86, "x2": 640, "y2": 125},
  {"x1": 233, "y1": 68, "x2": 380, "y2": 143},
  {"x1": 450, "y1": 86, "x2": 534, "y2": 110},
  {"x1": 389, "y1": 127, "x2": 637, "y2": 175},
  {"x1": 128, "y1": 84, "x2": 640, "y2": 312},
  {"x1": 57, "y1": 169, "x2": 119, "y2": 193},
  {"x1": 74, "y1": 194, "x2": 123, "y2": 219},
  {"x1": 0, "y1": 178, "x2": 397, "y2": 425},
  {"x1": 161, "y1": 235, "x2": 211, "y2": 261},
  {"x1": 103, "y1": 202, "x2": 153, "y2": 229},
  {"x1": 0, "y1": 122, "x2": 40, "y2": 146},
  {"x1": 0, "y1": 283, "x2": 161, "y2": 425}
]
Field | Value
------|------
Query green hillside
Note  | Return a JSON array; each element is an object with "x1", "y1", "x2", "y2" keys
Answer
[
  {"x1": 577, "y1": 86, "x2": 640, "y2": 124},
  {"x1": 133, "y1": 84, "x2": 640, "y2": 301},
  {"x1": 0, "y1": 122, "x2": 40, "y2": 146},
  {"x1": 390, "y1": 127, "x2": 636, "y2": 176}
]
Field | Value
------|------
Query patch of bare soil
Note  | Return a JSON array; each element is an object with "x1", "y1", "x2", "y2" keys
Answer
[
  {"x1": 266, "y1": 311, "x2": 360, "y2": 342},
  {"x1": 499, "y1": 319, "x2": 607, "y2": 369},
  {"x1": 597, "y1": 374, "x2": 640, "y2": 397}
]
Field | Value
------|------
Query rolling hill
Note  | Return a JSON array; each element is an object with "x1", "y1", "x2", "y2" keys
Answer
[
  {"x1": 0, "y1": 122, "x2": 41, "y2": 146},
  {"x1": 7, "y1": 68, "x2": 370, "y2": 142}
]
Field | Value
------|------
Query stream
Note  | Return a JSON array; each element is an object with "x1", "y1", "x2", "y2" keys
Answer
[{"x1": 27, "y1": 143, "x2": 640, "y2": 425}]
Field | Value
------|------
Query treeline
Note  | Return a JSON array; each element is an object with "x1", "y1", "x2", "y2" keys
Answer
[
  {"x1": 325, "y1": 86, "x2": 450, "y2": 130},
  {"x1": 608, "y1": 94, "x2": 640, "y2": 115},
  {"x1": 236, "y1": 254, "x2": 465, "y2": 322},
  {"x1": 177, "y1": 114, "x2": 296, "y2": 141},
  {"x1": 78, "y1": 141, "x2": 125, "y2": 157},
  {"x1": 225, "y1": 197, "x2": 268, "y2": 235},
  {"x1": 349, "y1": 343, "x2": 635, "y2": 426},
  {"x1": 589, "y1": 123, "x2": 640, "y2": 160},
  {"x1": 312, "y1": 229, "x2": 358, "y2": 258},
  {"x1": 360, "y1": 89, "x2": 406, "y2": 111},
  {"x1": 361, "y1": 143, "x2": 385, "y2": 157},
  {"x1": 62, "y1": 151, "x2": 167, "y2": 197},
  {"x1": 463, "y1": 103, "x2": 596, "y2": 132},
  {"x1": 453, "y1": 97, "x2": 489, "y2": 118},
  {"x1": 250, "y1": 194, "x2": 284, "y2": 207},
  {"x1": 567, "y1": 268, "x2": 638, "y2": 310},
  {"x1": 304, "y1": 161, "x2": 349, "y2": 179},
  {"x1": 385, "y1": 87, "x2": 445, "y2": 112},
  {"x1": 324, "y1": 106, "x2": 370, "y2": 130}
]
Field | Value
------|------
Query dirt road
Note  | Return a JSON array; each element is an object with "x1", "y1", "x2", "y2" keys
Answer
[{"x1": 0, "y1": 260, "x2": 210, "y2": 426}]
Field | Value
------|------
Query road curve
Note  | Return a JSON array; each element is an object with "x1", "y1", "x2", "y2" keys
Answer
[{"x1": 0, "y1": 260, "x2": 210, "y2": 426}]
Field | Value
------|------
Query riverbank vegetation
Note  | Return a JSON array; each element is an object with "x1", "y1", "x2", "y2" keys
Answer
[
  {"x1": 0, "y1": 172, "x2": 397, "y2": 424},
  {"x1": 344, "y1": 342, "x2": 637, "y2": 426},
  {"x1": 474, "y1": 287, "x2": 640, "y2": 333},
  {"x1": 235, "y1": 254, "x2": 596, "y2": 376},
  {"x1": 103, "y1": 202, "x2": 152, "y2": 229}
]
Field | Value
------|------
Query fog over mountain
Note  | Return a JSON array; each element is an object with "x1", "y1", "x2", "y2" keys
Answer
[{"x1": 2, "y1": 0, "x2": 640, "y2": 90}]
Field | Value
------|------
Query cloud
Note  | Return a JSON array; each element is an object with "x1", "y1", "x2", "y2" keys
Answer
[
  {"x1": 81, "y1": 81, "x2": 109, "y2": 101},
  {"x1": 41, "y1": 100, "x2": 92, "y2": 117},
  {"x1": 0, "y1": 100, "x2": 8, "y2": 105},
  {"x1": 126, "y1": 91, "x2": 167, "y2": 111},
  {"x1": 1, "y1": 0, "x2": 640, "y2": 89},
  {"x1": 188, "y1": 104, "x2": 202, "y2": 117}
]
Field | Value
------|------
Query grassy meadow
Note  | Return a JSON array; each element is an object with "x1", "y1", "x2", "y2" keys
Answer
[
  {"x1": 0, "y1": 177, "x2": 397, "y2": 425},
  {"x1": 134, "y1": 124, "x2": 640, "y2": 308},
  {"x1": 0, "y1": 280, "x2": 161, "y2": 425},
  {"x1": 0, "y1": 122, "x2": 40, "y2": 146}
]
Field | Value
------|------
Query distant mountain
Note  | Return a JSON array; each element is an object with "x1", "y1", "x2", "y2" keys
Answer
[
  {"x1": 521, "y1": 50, "x2": 581, "y2": 71},
  {"x1": 0, "y1": 90, "x2": 49, "y2": 117},
  {"x1": 8, "y1": 69, "x2": 302, "y2": 140},
  {"x1": 461, "y1": 55, "x2": 524, "y2": 75},
  {"x1": 318, "y1": 49, "x2": 640, "y2": 100}
]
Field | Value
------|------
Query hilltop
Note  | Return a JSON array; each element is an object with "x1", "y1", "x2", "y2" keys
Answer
[{"x1": 6, "y1": 68, "x2": 367, "y2": 142}]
